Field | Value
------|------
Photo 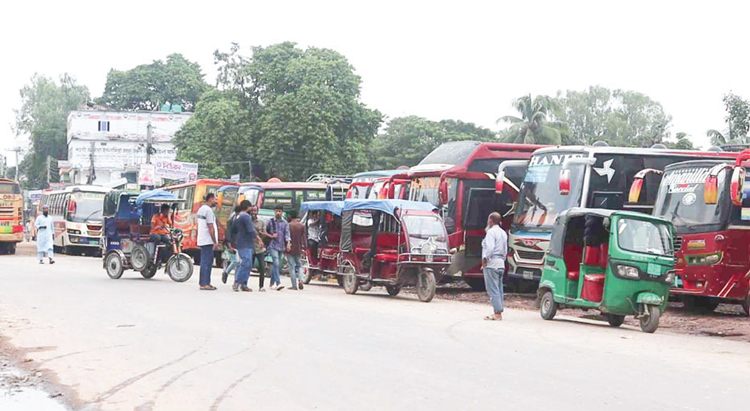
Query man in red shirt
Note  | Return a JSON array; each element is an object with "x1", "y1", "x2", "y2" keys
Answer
[{"x1": 287, "y1": 212, "x2": 307, "y2": 290}]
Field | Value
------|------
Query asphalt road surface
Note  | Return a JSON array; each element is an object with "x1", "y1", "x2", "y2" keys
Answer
[{"x1": 1, "y1": 243, "x2": 748, "y2": 411}]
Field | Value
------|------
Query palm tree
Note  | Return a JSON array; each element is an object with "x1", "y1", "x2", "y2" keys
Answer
[
  {"x1": 707, "y1": 129, "x2": 728, "y2": 146},
  {"x1": 497, "y1": 94, "x2": 566, "y2": 144}
]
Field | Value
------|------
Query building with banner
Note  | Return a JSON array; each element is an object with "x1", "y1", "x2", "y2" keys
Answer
[{"x1": 64, "y1": 108, "x2": 193, "y2": 185}]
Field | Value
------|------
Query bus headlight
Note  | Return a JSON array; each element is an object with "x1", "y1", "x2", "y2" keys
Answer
[
  {"x1": 616, "y1": 264, "x2": 640, "y2": 279},
  {"x1": 687, "y1": 252, "x2": 722, "y2": 266}
]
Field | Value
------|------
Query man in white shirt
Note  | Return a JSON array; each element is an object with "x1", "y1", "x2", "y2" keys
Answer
[
  {"x1": 482, "y1": 212, "x2": 507, "y2": 321},
  {"x1": 197, "y1": 193, "x2": 218, "y2": 290}
]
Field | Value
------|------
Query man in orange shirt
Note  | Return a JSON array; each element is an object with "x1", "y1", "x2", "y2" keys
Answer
[{"x1": 150, "y1": 204, "x2": 172, "y2": 247}]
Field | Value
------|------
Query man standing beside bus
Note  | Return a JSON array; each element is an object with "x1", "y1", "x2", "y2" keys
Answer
[
  {"x1": 197, "y1": 193, "x2": 218, "y2": 290},
  {"x1": 233, "y1": 200, "x2": 256, "y2": 292},
  {"x1": 266, "y1": 205, "x2": 291, "y2": 291},
  {"x1": 251, "y1": 206, "x2": 269, "y2": 292},
  {"x1": 482, "y1": 212, "x2": 507, "y2": 321},
  {"x1": 35, "y1": 204, "x2": 55, "y2": 265},
  {"x1": 287, "y1": 212, "x2": 306, "y2": 290}
]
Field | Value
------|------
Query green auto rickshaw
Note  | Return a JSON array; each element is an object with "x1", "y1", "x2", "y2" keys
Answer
[{"x1": 538, "y1": 208, "x2": 675, "y2": 333}]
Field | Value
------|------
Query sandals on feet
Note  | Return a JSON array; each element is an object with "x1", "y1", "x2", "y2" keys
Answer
[{"x1": 200, "y1": 285, "x2": 217, "y2": 291}]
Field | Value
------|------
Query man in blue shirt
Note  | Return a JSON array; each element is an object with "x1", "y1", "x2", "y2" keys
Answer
[
  {"x1": 233, "y1": 200, "x2": 256, "y2": 292},
  {"x1": 266, "y1": 205, "x2": 291, "y2": 291},
  {"x1": 482, "y1": 212, "x2": 508, "y2": 321}
]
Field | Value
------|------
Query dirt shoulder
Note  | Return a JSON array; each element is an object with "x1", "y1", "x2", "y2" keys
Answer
[{"x1": 433, "y1": 284, "x2": 750, "y2": 342}]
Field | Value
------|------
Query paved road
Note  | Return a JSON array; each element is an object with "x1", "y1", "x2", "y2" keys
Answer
[{"x1": 1, "y1": 243, "x2": 748, "y2": 411}]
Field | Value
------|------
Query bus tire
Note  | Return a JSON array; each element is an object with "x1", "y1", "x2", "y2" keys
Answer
[{"x1": 465, "y1": 278, "x2": 485, "y2": 291}]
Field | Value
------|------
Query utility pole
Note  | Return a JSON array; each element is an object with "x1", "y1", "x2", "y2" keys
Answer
[
  {"x1": 46, "y1": 155, "x2": 51, "y2": 188},
  {"x1": 146, "y1": 122, "x2": 153, "y2": 164},
  {"x1": 4, "y1": 147, "x2": 22, "y2": 180},
  {"x1": 86, "y1": 141, "x2": 96, "y2": 185}
]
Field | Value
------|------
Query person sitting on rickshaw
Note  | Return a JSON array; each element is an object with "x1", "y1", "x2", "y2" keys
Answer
[{"x1": 150, "y1": 204, "x2": 173, "y2": 262}]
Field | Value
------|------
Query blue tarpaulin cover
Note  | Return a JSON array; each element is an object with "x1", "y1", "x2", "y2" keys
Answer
[
  {"x1": 300, "y1": 201, "x2": 345, "y2": 216},
  {"x1": 342, "y1": 199, "x2": 436, "y2": 216},
  {"x1": 135, "y1": 189, "x2": 183, "y2": 206}
]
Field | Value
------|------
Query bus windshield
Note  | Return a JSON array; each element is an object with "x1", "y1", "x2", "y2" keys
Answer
[
  {"x1": 69, "y1": 192, "x2": 106, "y2": 223},
  {"x1": 515, "y1": 159, "x2": 585, "y2": 228},
  {"x1": 419, "y1": 141, "x2": 479, "y2": 166},
  {"x1": 0, "y1": 182, "x2": 21, "y2": 194},
  {"x1": 653, "y1": 166, "x2": 727, "y2": 234}
]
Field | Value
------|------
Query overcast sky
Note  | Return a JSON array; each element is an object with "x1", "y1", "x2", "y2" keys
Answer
[{"x1": 2, "y1": 0, "x2": 749, "y2": 166}]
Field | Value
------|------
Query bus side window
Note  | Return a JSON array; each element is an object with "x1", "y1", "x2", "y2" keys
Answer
[{"x1": 185, "y1": 187, "x2": 195, "y2": 211}]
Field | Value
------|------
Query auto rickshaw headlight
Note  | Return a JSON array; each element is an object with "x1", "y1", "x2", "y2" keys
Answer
[{"x1": 616, "y1": 264, "x2": 640, "y2": 279}]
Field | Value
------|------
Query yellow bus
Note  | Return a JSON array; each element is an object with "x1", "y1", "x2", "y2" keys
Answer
[
  {"x1": 0, "y1": 178, "x2": 23, "y2": 254},
  {"x1": 40, "y1": 185, "x2": 111, "y2": 255}
]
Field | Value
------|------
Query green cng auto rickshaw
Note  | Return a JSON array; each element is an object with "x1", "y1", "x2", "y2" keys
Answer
[{"x1": 538, "y1": 208, "x2": 674, "y2": 333}]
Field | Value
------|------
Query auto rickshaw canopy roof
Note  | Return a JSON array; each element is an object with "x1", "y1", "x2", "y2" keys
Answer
[
  {"x1": 135, "y1": 189, "x2": 184, "y2": 206},
  {"x1": 342, "y1": 199, "x2": 437, "y2": 216},
  {"x1": 300, "y1": 201, "x2": 345, "y2": 216}
]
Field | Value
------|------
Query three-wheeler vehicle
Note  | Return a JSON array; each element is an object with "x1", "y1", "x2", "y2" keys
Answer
[
  {"x1": 537, "y1": 208, "x2": 675, "y2": 333},
  {"x1": 300, "y1": 201, "x2": 345, "y2": 285},
  {"x1": 101, "y1": 189, "x2": 194, "y2": 282},
  {"x1": 302, "y1": 199, "x2": 452, "y2": 302}
]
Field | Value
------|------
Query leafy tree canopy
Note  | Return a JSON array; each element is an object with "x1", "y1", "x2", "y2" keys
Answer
[
  {"x1": 498, "y1": 94, "x2": 566, "y2": 144},
  {"x1": 372, "y1": 116, "x2": 497, "y2": 170},
  {"x1": 707, "y1": 92, "x2": 750, "y2": 146},
  {"x1": 98, "y1": 54, "x2": 208, "y2": 111},
  {"x1": 555, "y1": 86, "x2": 672, "y2": 147},
  {"x1": 178, "y1": 42, "x2": 382, "y2": 181},
  {"x1": 14, "y1": 74, "x2": 89, "y2": 188}
]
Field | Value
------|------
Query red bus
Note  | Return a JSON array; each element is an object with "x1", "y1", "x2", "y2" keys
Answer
[
  {"x1": 642, "y1": 154, "x2": 750, "y2": 315},
  {"x1": 406, "y1": 141, "x2": 545, "y2": 290},
  {"x1": 164, "y1": 179, "x2": 239, "y2": 266}
]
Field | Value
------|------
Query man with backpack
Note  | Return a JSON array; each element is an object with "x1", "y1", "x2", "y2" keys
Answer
[
  {"x1": 234, "y1": 200, "x2": 256, "y2": 292},
  {"x1": 222, "y1": 205, "x2": 243, "y2": 284}
]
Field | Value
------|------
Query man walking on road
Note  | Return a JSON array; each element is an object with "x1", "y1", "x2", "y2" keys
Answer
[
  {"x1": 251, "y1": 206, "x2": 269, "y2": 292},
  {"x1": 222, "y1": 205, "x2": 242, "y2": 284},
  {"x1": 482, "y1": 212, "x2": 507, "y2": 321},
  {"x1": 233, "y1": 200, "x2": 256, "y2": 292},
  {"x1": 197, "y1": 193, "x2": 218, "y2": 290},
  {"x1": 287, "y1": 212, "x2": 306, "y2": 290},
  {"x1": 35, "y1": 204, "x2": 55, "y2": 264},
  {"x1": 266, "y1": 205, "x2": 290, "y2": 291}
]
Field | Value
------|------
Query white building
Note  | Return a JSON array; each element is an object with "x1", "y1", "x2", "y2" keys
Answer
[{"x1": 66, "y1": 109, "x2": 192, "y2": 185}]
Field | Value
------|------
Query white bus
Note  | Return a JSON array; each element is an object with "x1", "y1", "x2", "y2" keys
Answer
[{"x1": 40, "y1": 185, "x2": 111, "y2": 255}]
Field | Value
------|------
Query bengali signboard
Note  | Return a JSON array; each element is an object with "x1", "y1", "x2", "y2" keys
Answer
[{"x1": 154, "y1": 160, "x2": 198, "y2": 182}]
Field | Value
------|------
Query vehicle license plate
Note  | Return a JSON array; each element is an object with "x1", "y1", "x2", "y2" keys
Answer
[
  {"x1": 647, "y1": 263, "x2": 661, "y2": 276},
  {"x1": 522, "y1": 270, "x2": 534, "y2": 280}
]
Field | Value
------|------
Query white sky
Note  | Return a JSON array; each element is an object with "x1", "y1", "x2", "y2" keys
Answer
[{"x1": 2, "y1": 0, "x2": 749, "y2": 166}]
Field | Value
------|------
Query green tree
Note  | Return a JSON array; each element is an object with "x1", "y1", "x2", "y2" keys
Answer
[
  {"x1": 707, "y1": 92, "x2": 750, "y2": 146},
  {"x1": 498, "y1": 94, "x2": 565, "y2": 144},
  {"x1": 14, "y1": 74, "x2": 89, "y2": 188},
  {"x1": 556, "y1": 86, "x2": 672, "y2": 147},
  {"x1": 98, "y1": 54, "x2": 208, "y2": 111},
  {"x1": 178, "y1": 42, "x2": 382, "y2": 181},
  {"x1": 666, "y1": 132, "x2": 697, "y2": 150},
  {"x1": 371, "y1": 116, "x2": 497, "y2": 170}
]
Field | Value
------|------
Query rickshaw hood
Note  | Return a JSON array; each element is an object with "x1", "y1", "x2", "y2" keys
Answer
[
  {"x1": 135, "y1": 189, "x2": 182, "y2": 206},
  {"x1": 342, "y1": 199, "x2": 436, "y2": 216}
]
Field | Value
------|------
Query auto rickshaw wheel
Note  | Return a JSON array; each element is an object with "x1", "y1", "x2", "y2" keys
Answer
[
  {"x1": 302, "y1": 258, "x2": 313, "y2": 284},
  {"x1": 606, "y1": 314, "x2": 625, "y2": 327},
  {"x1": 342, "y1": 265, "x2": 358, "y2": 294},
  {"x1": 167, "y1": 254, "x2": 194, "y2": 282},
  {"x1": 105, "y1": 252, "x2": 124, "y2": 280},
  {"x1": 386, "y1": 285, "x2": 401, "y2": 296},
  {"x1": 540, "y1": 290, "x2": 557, "y2": 320},
  {"x1": 416, "y1": 269, "x2": 436, "y2": 303},
  {"x1": 140, "y1": 265, "x2": 158, "y2": 279},
  {"x1": 336, "y1": 275, "x2": 344, "y2": 287},
  {"x1": 639, "y1": 305, "x2": 660, "y2": 333},
  {"x1": 359, "y1": 282, "x2": 373, "y2": 292},
  {"x1": 130, "y1": 244, "x2": 150, "y2": 271}
]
